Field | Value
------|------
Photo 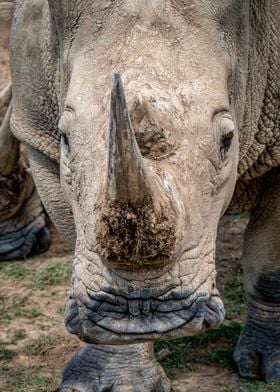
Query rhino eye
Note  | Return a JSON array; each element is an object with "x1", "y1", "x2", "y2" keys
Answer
[
  {"x1": 220, "y1": 131, "x2": 233, "y2": 153},
  {"x1": 219, "y1": 117, "x2": 235, "y2": 161},
  {"x1": 61, "y1": 134, "x2": 70, "y2": 153}
]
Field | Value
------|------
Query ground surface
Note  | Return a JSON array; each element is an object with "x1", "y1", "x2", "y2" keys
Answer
[{"x1": 1, "y1": 215, "x2": 280, "y2": 392}]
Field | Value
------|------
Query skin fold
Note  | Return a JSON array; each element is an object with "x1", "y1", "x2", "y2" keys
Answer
[{"x1": 9, "y1": 0, "x2": 280, "y2": 390}]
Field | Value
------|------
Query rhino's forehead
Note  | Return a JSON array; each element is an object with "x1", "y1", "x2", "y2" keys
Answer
[
  {"x1": 48, "y1": 0, "x2": 244, "y2": 13},
  {"x1": 48, "y1": 0, "x2": 246, "y2": 41}
]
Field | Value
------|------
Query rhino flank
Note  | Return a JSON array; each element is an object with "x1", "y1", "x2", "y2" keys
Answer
[
  {"x1": 0, "y1": 1, "x2": 50, "y2": 261},
  {"x1": 10, "y1": 0, "x2": 280, "y2": 391}
]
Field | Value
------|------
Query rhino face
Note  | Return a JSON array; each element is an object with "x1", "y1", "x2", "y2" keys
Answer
[{"x1": 54, "y1": 0, "x2": 242, "y2": 343}]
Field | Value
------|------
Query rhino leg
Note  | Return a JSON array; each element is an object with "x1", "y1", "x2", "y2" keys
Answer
[
  {"x1": 60, "y1": 343, "x2": 170, "y2": 392},
  {"x1": 234, "y1": 168, "x2": 280, "y2": 381}
]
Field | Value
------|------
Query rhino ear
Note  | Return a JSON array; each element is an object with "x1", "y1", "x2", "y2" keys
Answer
[
  {"x1": 0, "y1": 98, "x2": 20, "y2": 175},
  {"x1": 106, "y1": 72, "x2": 152, "y2": 205}
]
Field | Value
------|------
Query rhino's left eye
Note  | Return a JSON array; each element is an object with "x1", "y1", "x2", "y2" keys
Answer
[
  {"x1": 219, "y1": 117, "x2": 235, "y2": 161},
  {"x1": 61, "y1": 134, "x2": 71, "y2": 154},
  {"x1": 221, "y1": 131, "x2": 233, "y2": 153}
]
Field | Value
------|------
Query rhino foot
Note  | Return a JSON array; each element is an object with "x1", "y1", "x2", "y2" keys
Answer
[
  {"x1": 234, "y1": 305, "x2": 280, "y2": 381},
  {"x1": 60, "y1": 343, "x2": 171, "y2": 392}
]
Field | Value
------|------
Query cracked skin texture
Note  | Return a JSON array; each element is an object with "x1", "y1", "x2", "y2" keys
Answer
[
  {"x1": 228, "y1": 0, "x2": 280, "y2": 211},
  {"x1": 9, "y1": 0, "x2": 280, "y2": 389}
]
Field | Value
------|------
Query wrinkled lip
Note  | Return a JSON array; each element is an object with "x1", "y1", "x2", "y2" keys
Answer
[{"x1": 65, "y1": 287, "x2": 225, "y2": 344}]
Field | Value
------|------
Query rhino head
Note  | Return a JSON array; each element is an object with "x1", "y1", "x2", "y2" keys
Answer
[{"x1": 13, "y1": 0, "x2": 249, "y2": 343}]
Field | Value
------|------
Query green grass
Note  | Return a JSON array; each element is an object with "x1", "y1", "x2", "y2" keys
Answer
[
  {"x1": 12, "y1": 329, "x2": 27, "y2": 342},
  {"x1": 0, "y1": 261, "x2": 71, "y2": 290},
  {"x1": 27, "y1": 336, "x2": 55, "y2": 356},
  {"x1": 225, "y1": 274, "x2": 245, "y2": 303},
  {"x1": 155, "y1": 322, "x2": 242, "y2": 377},
  {"x1": 13, "y1": 307, "x2": 42, "y2": 318},
  {"x1": 224, "y1": 273, "x2": 247, "y2": 320},
  {"x1": 239, "y1": 380, "x2": 280, "y2": 392},
  {"x1": 1, "y1": 295, "x2": 42, "y2": 324},
  {"x1": 0, "y1": 341, "x2": 15, "y2": 360},
  {"x1": 0, "y1": 263, "x2": 28, "y2": 280},
  {"x1": 1, "y1": 367, "x2": 60, "y2": 392},
  {"x1": 32, "y1": 262, "x2": 71, "y2": 289},
  {"x1": 207, "y1": 347, "x2": 233, "y2": 365}
]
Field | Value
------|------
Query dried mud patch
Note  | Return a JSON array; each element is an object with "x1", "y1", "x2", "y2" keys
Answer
[{"x1": 95, "y1": 198, "x2": 176, "y2": 269}]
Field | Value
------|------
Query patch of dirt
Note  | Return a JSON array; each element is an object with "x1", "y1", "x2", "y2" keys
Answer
[{"x1": 172, "y1": 365, "x2": 239, "y2": 392}]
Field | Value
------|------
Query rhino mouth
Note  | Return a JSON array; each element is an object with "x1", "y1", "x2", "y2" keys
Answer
[{"x1": 65, "y1": 258, "x2": 224, "y2": 343}]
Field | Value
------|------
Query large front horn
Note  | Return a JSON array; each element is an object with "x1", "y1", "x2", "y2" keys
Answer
[
  {"x1": 106, "y1": 73, "x2": 152, "y2": 205},
  {"x1": 0, "y1": 98, "x2": 20, "y2": 175}
]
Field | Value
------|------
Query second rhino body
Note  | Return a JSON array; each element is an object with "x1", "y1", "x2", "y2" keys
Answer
[
  {"x1": 0, "y1": 0, "x2": 50, "y2": 261},
  {"x1": 10, "y1": 0, "x2": 280, "y2": 390}
]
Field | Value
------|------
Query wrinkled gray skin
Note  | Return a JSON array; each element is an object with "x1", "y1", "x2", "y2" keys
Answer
[
  {"x1": 10, "y1": 0, "x2": 280, "y2": 390},
  {"x1": 0, "y1": 1, "x2": 50, "y2": 261},
  {"x1": 0, "y1": 97, "x2": 51, "y2": 260}
]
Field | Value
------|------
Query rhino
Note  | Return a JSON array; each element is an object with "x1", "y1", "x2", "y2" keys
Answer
[
  {"x1": 10, "y1": 0, "x2": 280, "y2": 390},
  {"x1": 0, "y1": 90, "x2": 51, "y2": 260},
  {"x1": 0, "y1": 1, "x2": 50, "y2": 261}
]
